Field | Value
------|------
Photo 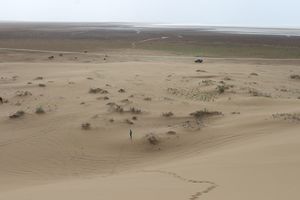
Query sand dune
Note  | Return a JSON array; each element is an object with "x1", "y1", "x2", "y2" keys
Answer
[{"x1": 1, "y1": 24, "x2": 300, "y2": 199}]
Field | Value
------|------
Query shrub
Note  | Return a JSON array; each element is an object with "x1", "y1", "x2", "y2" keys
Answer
[
  {"x1": 146, "y1": 134, "x2": 159, "y2": 145},
  {"x1": 130, "y1": 107, "x2": 142, "y2": 114},
  {"x1": 81, "y1": 123, "x2": 91, "y2": 130},
  {"x1": 89, "y1": 88, "x2": 108, "y2": 94},
  {"x1": 125, "y1": 119, "x2": 134, "y2": 125},
  {"x1": 38, "y1": 83, "x2": 46, "y2": 87},
  {"x1": 162, "y1": 112, "x2": 174, "y2": 117},
  {"x1": 216, "y1": 85, "x2": 226, "y2": 94},
  {"x1": 190, "y1": 109, "x2": 222, "y2": 119},
  {"x1": 35, "y1": 106, "x2": 45, "y2": 114},
  {"x1": 290, "y1": 74, "x2": 300, "y2": 80},
  {"x1": 9, "y1": 110, "x2": 25, "y2": 119}
]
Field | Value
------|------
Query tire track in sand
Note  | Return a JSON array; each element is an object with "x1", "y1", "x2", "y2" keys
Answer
[{"x1": 141, "y1": 170, "x2": 218, "y2": 200}]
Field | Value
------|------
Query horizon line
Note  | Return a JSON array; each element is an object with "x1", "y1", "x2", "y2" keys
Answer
[{"x1": 0, "y1": 20, "x2": 300, "y2": 30}]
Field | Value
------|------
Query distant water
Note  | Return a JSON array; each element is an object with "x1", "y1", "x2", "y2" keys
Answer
[{"x1": 133, "y1": 23, "x2": 300, "y2": 37}]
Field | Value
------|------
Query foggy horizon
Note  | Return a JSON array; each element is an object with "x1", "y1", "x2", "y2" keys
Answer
[{"x1": 1, "y1": 0, "x2": 300, "y2": 28}]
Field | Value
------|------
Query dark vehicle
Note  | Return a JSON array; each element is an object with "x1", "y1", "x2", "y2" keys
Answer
[{"x1": 195, "y1": 58, "x2": 204, "y2": 63}]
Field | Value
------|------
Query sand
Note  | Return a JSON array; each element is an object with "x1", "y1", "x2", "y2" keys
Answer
[{"x1": 0, "y1": 24, "x2": 300, "y2": 200}]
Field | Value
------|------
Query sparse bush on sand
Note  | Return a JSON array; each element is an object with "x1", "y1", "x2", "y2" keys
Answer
[
  {"x1": 216, "y1": 85, "x2": 226, "y2": 94},
  {"x1": 290, "y1": 74, "x2": 300, "y2": 80},
  {"x1": 16, "y1": 91, "x2": 32, "y2": 97},
  {"x1": 272, "y1": 113, "x2": 300, "y2": 122},
  {"x1": 146, "y1": 133, "x2": 159, "y2": 145},
  {"x1": 190, "y1": 109, "x2": 222, "y2": 119},
  {"x1": 250, "y1": 73, "x2": 259, "y2": 76},
  {"x1": 35, "y1": 106, "x2": 45, "y2": 114},
  {"x1": 132, "y1": 116, "x2": 138, "y2": 121},
  {"x1": 125, "y1": 119, "x2": 134, "y2": 125},
  {"x1": 130, "y1": 107, "x2": 142, "y2": 114},
  {"x1": 34, "y1": 76, "x2": 44, "y2": 80},
  {"x1": 81, "y1": 123, "x2": 91, "y2": 130},
  {"x1": 248, "y1": 89, "x2": 271, "y2": 97},
  {"x1": 118, "y1": 89, "x2": 126, "y2": 93},
  {"x1": 108, "y1": 102, "x2": 124, "y2": 113},
  {"x1": 89, "y1": 88, "x2": 108, "y2": 94},
  {"x1": 144, "y1": 97, "x2": 152, "y2": 101},
  {"x1": 38, "y1": 83, "x2": 46, "y2": 87},
  {"x1": 162, "y1": 112, "x2": 174, "y2": 117},
  {"x1": 9, "y1": 110, "x2": 25, "y2": 119},
  {"x1": 166, "y1": 131, "x2": 177, "y2": 135}
]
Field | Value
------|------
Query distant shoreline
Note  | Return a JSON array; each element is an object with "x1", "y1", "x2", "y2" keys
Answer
[{"x1": 1, "y1": 21, "x2": 300, "y2": 36}]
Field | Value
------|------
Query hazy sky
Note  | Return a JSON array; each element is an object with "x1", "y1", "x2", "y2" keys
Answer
[{"x1": 1, "y1": 0, "x2": 300, "y2": 27}]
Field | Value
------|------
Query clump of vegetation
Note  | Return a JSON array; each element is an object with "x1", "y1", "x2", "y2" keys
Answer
[
  {"x1": 166, "y1": 131, "x2": 177, "y2": 135},
  {"x1": 81, "y1": 123, "x2": 91, "y2": 130},
  {"x1": 35, "y1": 106, "x2": 45, "y2": 114},
  {"x1": 200, "y1": 79, "x2": 214, "y2": 86},
  {"x1": 108, "y1": 103, "x2": 124, "y2": 113},
  {"x1": 118, "y1": 89, "x2": 126, "y2": 93},
  {"x1": 48, "y1": 56, "x2": 54, "y2": 60},
  {"x1": 249, "y1": 89, "x2": 271, "y2": 97},
  {"x1": 9, "y1": 110, "x2": 25, "y2": 119},
  {"x1": 34, "y1": 76, "x2": 44, "y2": 80},
  {"x1": 216, "y1": 85, "x2": 226, "y2": 94},
  {"x1": 130, "y1": 107, "x2": 142, "y2": 114},
  {"x1": 109, "y1": 119, "x2": 114, "y2": 123},
  {"x1": 121, "y1": 99, "x2": 130, "y2": 103},
  {"x1": 125, "y1": 119, "x2": 134, "y2": 125},
  {"x1": 132, "y1": 116, "x2": 138, "y2": 121},
  {"x1": 162, "y1": 112, "x2": 174, "y2": 117},
  {"x1": 144, "y1": 97, "x2": 152, "y2": 101},
  {"x1": 146, "y1": 133, "x2": 159, "y2": 145},
  {"x1": 16, "y1": 91, "x2": 32, "y2": 97},
  {"x1": 250, "y1": 73, "x2": 259, "y2": 76},
  {"x1": 0, "y1": 97, "x2": 8, "y2": 104},
  {"x1": 190, "y1": 109, "x2": 222, "y2": 119},
  {"x1": 196, "y1": 69, "x2": 207, "y2": 73},
  {"x1": 224, "y1": 77, "x2": 231, "y2": 81},
  {"x1": 38, "y1": 83, "x2": 46, "y2": 87},
  {"x1": 89, "y1": 88, "x2": 108, "y2": 94},
  {"x1": 272, "y1": 113, "x2": 300, "y2": 122},
  {"x1": 290, "y1": 74, "x2": 300, "y2": 80}
]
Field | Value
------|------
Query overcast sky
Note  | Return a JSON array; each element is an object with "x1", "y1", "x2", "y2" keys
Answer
[{"x1": 1, "y1": 0, "x2": 299, "y2": 27}]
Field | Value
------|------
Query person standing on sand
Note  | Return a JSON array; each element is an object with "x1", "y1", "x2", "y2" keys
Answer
[{"x1": 129, "y1": 129, "x2": 133, "y2": 140}]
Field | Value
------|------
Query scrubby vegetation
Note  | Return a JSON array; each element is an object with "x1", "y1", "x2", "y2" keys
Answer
[
  {"x1": 290, "y1": 74, "x2": 300, "y2": 80},
  {"x1": 162, "y1": 112, "x2": 174, "y2": 117},
  {"x1": 146, "y1": 133, "x2": 159, "y2": 145},
  {"x1": 89, "y1": 88, "x2": 108, "y2": 94},
  {"x1": 190, "y1": 109, "x2": 222, "y2": 119},
  {"x1": 81, "y1": 123, "x2": 91, "y2": 130},
  {"x1": 9, "y1": 110, "x2": 25, "y2": 119},
  {"x1": 35, "y1": 106, "x2": 45, "y2": 114}
]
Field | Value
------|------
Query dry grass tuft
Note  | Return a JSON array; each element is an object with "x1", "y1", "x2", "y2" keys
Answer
[
  {"x1": 146, "y1": 133, "x2": 160, "y2": 145},
  {"x1": 190, "y1": 109, "x2": 222, "y2": 119},
  {"x1": 118, "y1": 89, "x2": 126, "y2": 93},
  {"x1": 81, "y1": 123, "x2": 91, "y2": 130},
  {"x1": 38, "y1": 83, "x2": 46, "y2": 87},
  {"x1": 290, "y1": 74, "x2": 300, "y2": 80},
  {"x1": 166, "y1": 131, "x2": 177, "y2": 135},
  {"x1": 130, "y1": 107, "x2": 142, "y2": 114},
  {"x1": 162, "y1": 112, "x2": 174, "y2": 117},
  {"x1": 9, "y1": 110, "x2": 25, "y2": 119},
  {"x1": 89, "y1": 88, "x2": 108, "y2": 94},
  {"x1": 35, "y1": 106, "x2": 45, "y2": 114},
  {"x1": 16, "y1": 91, "x2": 32, "y2": 97},
  {"x1": 125, "y1": 119, "x2": 134, "y2": 125}
]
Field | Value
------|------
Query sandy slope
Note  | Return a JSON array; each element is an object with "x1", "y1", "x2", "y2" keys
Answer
[{"x1": 0, "y1": 56, "x2": 300, "y2": 199}]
